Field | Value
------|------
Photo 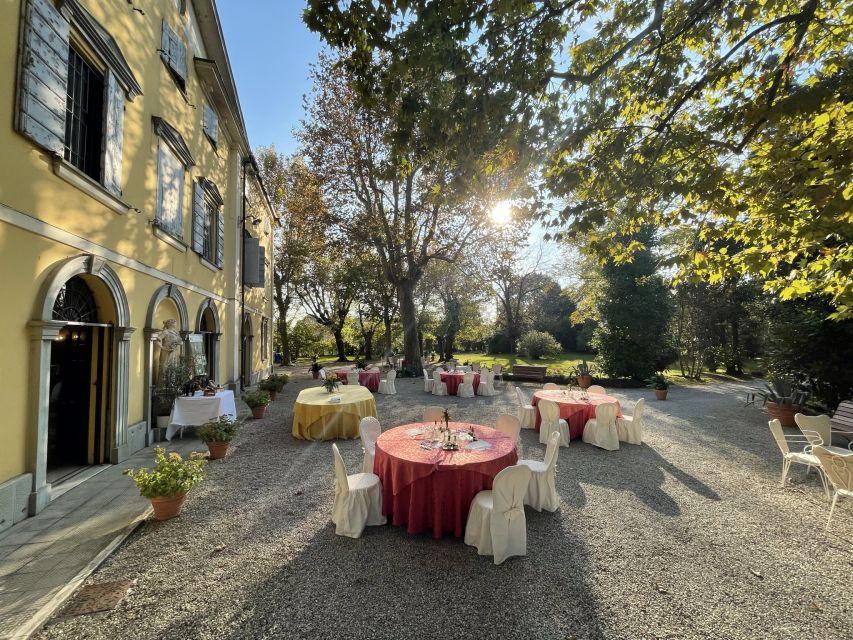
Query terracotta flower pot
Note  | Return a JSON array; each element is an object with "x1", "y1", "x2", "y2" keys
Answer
[
  {"x1": 766, "y1": 402, "x2": 800, "y2": 427},
  {"x1": 251, "y1": 404, "x2": 267, "y2": 420},
  {"x1": 654, "y1": 389, "x2": 668, "y2": 400},
  {"x1": 577, "y1": 374, "x2": 593, "y2": 389},
  {"x1": 206, "y1": 441, "x2": 229, "y2": 460},
  {"x1": 150, "y1": 493, "x2": 186, "y2": 521}
]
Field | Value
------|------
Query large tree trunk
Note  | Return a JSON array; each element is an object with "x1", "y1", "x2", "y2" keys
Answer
[
  {"x1": 397, "y1": 280, "x2": 421, "y2": 370},
  {"x1": 333, "y1": 327, "x2": 348, "y2": 362},
  {"x1": 383, "y1": 315, "x2": 393, "y2": 352},
  {"x1": 363, "y1": 330, "x2": 375, "y2": 360},
  {"x1": 443, "y1": 331, "x2": 457, "y2": 361}
]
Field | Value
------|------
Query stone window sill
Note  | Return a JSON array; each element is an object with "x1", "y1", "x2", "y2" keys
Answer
[
  {"x1": 153, "y1": 226, "x2": 188, "y2": 252},
  {"x1": 200, "y1": 256, "x2": 219, "y2": 272},
  {"x1": 53, "y1": 158, "x2": 131, "y2": 215}
]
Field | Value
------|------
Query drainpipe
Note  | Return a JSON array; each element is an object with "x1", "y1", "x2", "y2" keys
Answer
[{"x1": 240, "y1": 157, "x2": 249, "y2": 389}]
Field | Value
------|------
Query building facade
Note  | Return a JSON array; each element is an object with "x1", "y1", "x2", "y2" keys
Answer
[{"x1": 0, "y1": 0, "x2": 276, "y2": 531}]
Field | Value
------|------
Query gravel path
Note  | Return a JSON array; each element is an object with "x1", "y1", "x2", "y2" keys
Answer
[{"x1": 36, "y1": 372, "x2": 852, "y2": 640}]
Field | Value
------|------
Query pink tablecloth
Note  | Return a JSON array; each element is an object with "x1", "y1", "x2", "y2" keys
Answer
[
  {"x1": 374, "y1": 423, "x2": 517, "y2": 538},
  {"x1": 335, "y1": 369, "x2": 381, "y2": 392},
  {"x1": 439, "y1": 372, "x2": 480, "y2": 396},
  {"x1": 532, "y1": 390, "x2": 622, "y2": 439}
]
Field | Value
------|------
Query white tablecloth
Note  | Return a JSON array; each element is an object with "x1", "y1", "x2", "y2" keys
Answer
[{"x1": 166, "y1": 390, "x2": 237, "y2": 441}]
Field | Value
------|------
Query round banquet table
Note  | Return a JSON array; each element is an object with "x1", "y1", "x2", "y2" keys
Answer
[
  {"x1": 439, "y1": 371, "x2": 480, "y2": 396},
  {"x1": 532, "y1": 390, "x2": 622, "y2": 439},
  {"x1": 374, "y1": 423, "x2": 517, "y2": 538},
  {"x1": 335, "y1": 368, "x2": 381, "y2": 392},
  {"x1": 292, "y1": 385, "x2": 377, "y2": 441}
]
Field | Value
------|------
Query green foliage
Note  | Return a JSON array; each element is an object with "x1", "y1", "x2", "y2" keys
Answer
[
  {"x1": 196, "y1": 416, "x2": 240, "y2": 444},
  {"x1": 243, "y1": 390, "x2": 270, "y2": 408},
  {"x1": 572, "y1": 360, "x2": 594, "y2": 378},
  {"x1": 646, "y1": 373, "x2": 669, "y2": 391},
  {"x1": 592, "y1": 231, "x2": 674, "y2": 380},
  {"x1": 529, "y1": 281, "x2": 578, "y2": 351},
  {"x1": 152, "y1": 360, "x2": 194, "y2": 415},
  {"x1": 259, "y1": 379, "x2": 279, "y2": 393},
  {"x1": 757, "y1": 379, "x2": 808, "y2": 408},
  {"x1": 270, "y1": 373, "x2": 290, "y2": 386},
  {"x1": 517, "y1": 330, "x2": 562, "y2": 359},
  {"x1": 124, "y1": 448, "x2": 206, "y2": 499}
]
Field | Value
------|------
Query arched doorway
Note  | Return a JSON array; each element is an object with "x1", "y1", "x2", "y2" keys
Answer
[
  {"x1": 29, "y1": 255, "x2": 132, "y2": 514},
  {"x1": 195, "y1": 298, "x2": 221, "y2": 382},
  {"x1": 241, "y1": 313, "x2": 253, "y2": 388}
]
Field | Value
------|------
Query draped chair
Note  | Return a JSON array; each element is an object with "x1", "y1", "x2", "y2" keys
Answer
[
  {"x1": 432, "y1": 370, "x2": 448, "y2": 396},
  {"x1": 330, "y1": 443, "x2": 386, "y2": 538},
  {"x1": 515, "y1": 387, "x2": 536, "y2": 429},
  {"x1": 616, "y1": 398, "x2": 645, "y2": 445},
  {"x1": 582, "y1": 402, "x2": 620, "y2": 450},
  {"x1": 519, "y1": 431, "x2": 561, "y2": 512},
  {"x1": 359, "y1": 417, "x2": 381, "y2": 474},
  {"x1": 458, "y1": 371, "x2": 476, "y2": 398},
  {"x1": 347, "y1": 370, "x2": 360, "y2": 386},
  {"x1": 423, "y1": 368, "x2": 434, "y2": 393},
  {"x1": 587, "y1": 385, "x2": 606, "y2": 395},
  {"x1": 378, "y1": 370, "x2": 397, "y2": 394},
  {"x1": 538, "y1": 399, "x2": 569, "y2": 447}
]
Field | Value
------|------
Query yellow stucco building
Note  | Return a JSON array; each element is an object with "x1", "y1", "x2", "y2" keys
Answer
[{"x1": 0, "y1": 0, "x2": 276, "y2": 530}]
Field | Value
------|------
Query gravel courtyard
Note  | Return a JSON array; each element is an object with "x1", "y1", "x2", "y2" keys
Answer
[{"x1": 37, "y1": 372, "x2": 852, "y2": 640}]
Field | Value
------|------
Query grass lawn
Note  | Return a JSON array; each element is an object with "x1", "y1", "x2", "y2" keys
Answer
[{"x1": 447, "y1": 352, "x2": 592, "y2": 374}]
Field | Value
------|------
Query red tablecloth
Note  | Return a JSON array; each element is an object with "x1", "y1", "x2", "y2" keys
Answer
[
  {"x1": 374, "y1": 423, "x2": 517, "y2": 538},
  {"x1": 439, "y1": 372, "x2": 480, "y2": 396},
  {"x1": 335, "y1": 369, "x2": 381, "y2": 392},
  {"x1": 532, "y1": 390, "x2": 622, "y2": 439}
]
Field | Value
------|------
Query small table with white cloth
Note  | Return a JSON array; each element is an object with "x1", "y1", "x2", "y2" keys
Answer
[{"x1": 166, "y1": 390, "x2": 238, "y2": 441}]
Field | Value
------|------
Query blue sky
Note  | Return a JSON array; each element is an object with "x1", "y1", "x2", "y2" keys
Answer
[{"x1": 218, "y1": 0, "x2": 320, "y2": 155}]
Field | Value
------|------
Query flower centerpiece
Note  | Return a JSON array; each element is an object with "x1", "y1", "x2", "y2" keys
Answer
[
  {"x1": 124, "y1": 447, "x2": 207, "y2": 520},
  {"x1": 323, "y1": 373, "x2": 340, "y2": 394},
  {"x1": 196, "y1": 415, "x2": 240, "y2": 460}
]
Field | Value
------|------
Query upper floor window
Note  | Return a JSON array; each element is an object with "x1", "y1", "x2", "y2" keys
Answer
[
  {"x1": 64, "y1": 47, "x2": 104, "y2": 181},
  {"x1": 203, "y1": 103, "x2": 218, "y2": 148},
  {"x1": 192, "y1": 178, "x2": 224, "y2": 267},
  {"x1": 153, "y1": 117, "x2": 195, "y2": 240},
  {"x1": 161, "y1": 21, "x2": 188, "y2": 93}
]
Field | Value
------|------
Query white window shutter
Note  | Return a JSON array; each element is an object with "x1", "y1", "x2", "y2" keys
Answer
[
  {"x1": 17, "y1": 0, "x2": 70, "y2": 154},
  {"x1": 191, "y1": 182, "x2": 205, "y2": 254},
  {"x1": 156, "y1": 142, "x2": 184, "y2": 236},
  {"x1": 216, "y1": 210, "x2": 225, "y2": 268},
  {"x1": 203, "y1": 104, "x2": 218, "y2": 146},
  {"x1": 173, "y1": 35, "x2": 187, "y2": 82},
  {"x1": 161, "y1": 20, "x2": 187, "y2": 83},
  {"x1": 102, "y1": 70, "x2": 124, "y2": 196},
  {"x1": 258, "y1": 245, "x2": 266, "y2": 287}
]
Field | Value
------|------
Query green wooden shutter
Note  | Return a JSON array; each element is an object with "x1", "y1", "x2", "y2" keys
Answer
[
  {"x1": 17, "y1": 0, "x2": 70, "y2": 154},
  {"x1": 191, "y1": 182, "x2": 205, "y2": 255}
]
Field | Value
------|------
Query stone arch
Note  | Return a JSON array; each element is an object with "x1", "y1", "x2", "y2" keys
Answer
[
  {"x1": 28, "y1": 254, "x2": 134, "y2": 515},
  {"x1": 146, "y1": 283, "x2": 189, "y2": 333},
  {"x1": 195, "y1": 298, "x2": 221, "y2": 333},
  {"x1": 195, "y1": 298, "x2": 221, "y2": 381}
]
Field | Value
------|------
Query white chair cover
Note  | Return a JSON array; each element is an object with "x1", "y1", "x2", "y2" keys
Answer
[
  {"x1": 587, "y1": 385, "x2": 606, "y2": 395},
  {"x1": 543, "y1": 383, "x2": 560, "y2": 390},
  {"x1": 812, "y1": 446, "x2": 853, "y2": 530},
  {"x1": 616, "y1": 398, "x2": 645, "y2": 445},
  {"x1": 423, "y1": 406, "x2": 445, "y2": 423},
  {"x1": 582, "y1": 402, "x2": 620, "y2": 450},
  {"x1": 519, "y1": 430, "x2": 561, "y2": 512},
  {"x1": 347, "y1": 370, "x2": 360, "y2": 386},
  {"x1": 464, "y1": 465, "x2": 532, "y2": 565},
  {"x1": 330, "y1": 444, "x2": 386, "y2": 538},
  {"x1": 423, "y1": 368, "x2": 434, "y2": 393},
  {"x1": 476, "y1": 370, "x2": 496, "y2": 396},
  {"x1": 458, "y1": 371, "x2": 476, "y2": 398},
  {"x1": 538, "y1": 399, "x2": 569, "y2": 446},
  {"x1": 432, "y1": 370, "x2": 447, "y2": 396},
  {"x1": 378, "y1": 370, "x2": 397, "y2": 394},
  {"x1": 492, "y1": 363, "x2": 504, "y2": 383},
  {"x1": 359, "y1": 417, "x2": 381, "y2": 474},
  {"x1": 495, "y1": 414, "x2": 521, "y2": 445},
  {"x1": 516, "y1": 386, "x2": 536, "y2": 429},
  {"x1": 319, "y1": 368, "x2": 326, "y2": 380}
]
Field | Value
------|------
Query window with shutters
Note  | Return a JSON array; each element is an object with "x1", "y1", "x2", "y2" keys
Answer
[
  {"x1": 261, "y1": 318, "x2": 269, "y2": 361},
  {"x1": 203, "y1": 103, "x2": 218, "y2": 148},
  {"x1": 156, "y1": 141, "x2": 185, "y2": 238},
  {"x1": 64, "y1": 46, "x2": 104, "y2": 181},
  {"x1": 160, "y1": 21, "x2": 187, "y2": 93}
]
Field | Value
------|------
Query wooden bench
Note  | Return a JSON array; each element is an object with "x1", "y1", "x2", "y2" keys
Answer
[
  {"x1": 510, "y1": 365, "x2": 548, "y2": 382},
  {"x1": 831, "y1": 400, "x2": 853, "y2": 437}
]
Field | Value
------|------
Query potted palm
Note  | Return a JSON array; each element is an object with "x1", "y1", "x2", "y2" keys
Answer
[
  {"x1": 196, "y1": 415, "x2": 239, "y2": 460},
  {"x1": 124, "y1": 447, "x2": 206, "y2": 520},
  {"x1": 573, "y1": 360, "x2": 595, "y2": 389},
  {"x1": 244, "y1": 389, "x2": 271, "y2": 419},
  {"x1": 758, "y1": 379, "x2": 808, "y2": 427},
  {"x1": 647, "y1": 373, "x2": 669, "y2": 400}
]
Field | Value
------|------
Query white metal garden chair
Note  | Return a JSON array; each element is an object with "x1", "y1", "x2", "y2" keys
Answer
[
  {"x1": 518, "y1": 431, "x2": 562, "y2": 512},
  {"x1": 616, "y1": 398, "x2": 645, "y2": 445},
  {"x1": 431, "y1": 369, "x2": 448, "y2": 396},
  {"x1": 458, "y1": 371, "x2": 476, "y2": 398},
  {"x1": 768, "y1": 419, "x2": 829, "y2": 497},
  {"x1": 515, "y1": 386, "x2": 536, "y2": 429},
  {"x1": 378, "y1": 370, "x2": 397, "y2": 394},
  {"x1": 794, "y1": 413, "x2": 853, "y2": 455},
  {"x1": 358, "y1": 416, "x2": 381, "y2": 474},
  {"x1": 330, "y1": 443, "x2": 386, "y2": 538},
  {"x1": 582, "y1": 402, "x2": 620, "y2": 450},
  {"x1": 812, "y1": 446, "x2": 853, "y2": 530},
  {"x1": 538, "y1": 398, "x2": 569, "y2": 446},
  {"x1": 464, "y1": 464, "x2": 532, "y2": 565}
]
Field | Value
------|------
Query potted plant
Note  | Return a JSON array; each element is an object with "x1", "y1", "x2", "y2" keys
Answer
[
  {"x1": 197, "y1": 415, "x2": 240, "y2": 460},
  {"x1": 244, "y1": 389, "x2": 271, "y2": 419},
  {"x1": 124, "y1": 447, "x2": 206, "y2": 521},
  {"x1": 309, "y1": 356, "x2": 322, "y2": 380},
  {"x1": 573, "y1": 360, "x2": 595, "y2": 389},
  {"x1": 757, "y1": 379, "x2": 808, "y2": 427},
  {"x1": 647, "y1": 373, "x2": 669, "y2": 400},
  {"x1": 323, "y1": 373, "x2": 340, "y2": 394},
  {"x1": 259, "y1": 378, "x2": 280, "y2": 401}
]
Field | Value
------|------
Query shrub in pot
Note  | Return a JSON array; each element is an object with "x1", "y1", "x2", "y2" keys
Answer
[
  {"x1": 646, "y1": 373, "x2": 669, "y2": 400},
  {"x1": 124, "y1": 447, "x2": 206, "y2": 520},
  {"x1": 259, "y1": 378, "x2": 279, "y2": 401},
  {"x1": 196, "y1": 415, "x2": 239, "y2": 460},
  {"x1": 244, "y1": 389, "x2": 271, "y2": 419},
  {"x1": 573, "y1": 360, "x2": 595, "y2": 389},
  {"x1": 758, "y1": 379, "x2": 808, "y2": 427}
]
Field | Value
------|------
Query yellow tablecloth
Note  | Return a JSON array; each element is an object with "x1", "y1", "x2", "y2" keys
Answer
[{"x1": 292, "y1": 385, "x2": 378, "y2": 441}]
